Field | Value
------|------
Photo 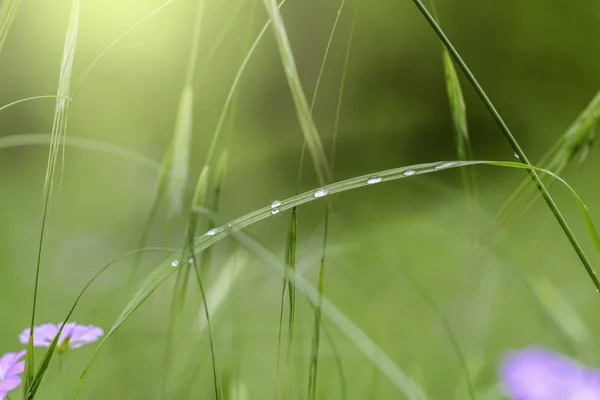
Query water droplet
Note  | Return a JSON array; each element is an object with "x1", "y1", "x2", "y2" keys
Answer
[
  {"x1": 227, "y1": 223, "x2": 233, "y2": 228},
  {"x1": 188, "y1": 258, "x2": 194, "y2": 264},
  {"x1": 271, "y1": 208, "x2": 280, "y2": 215},
  {"x1": 403, "y1": 169, "x2": 416, "y2": 176},
  {"x1": 514, "y1": 153, "x2": 520, "y2": 159},
  {"x1": 271, "y1": 200, "x2": 282, "y2": 208},
  {"x1": 205, "y1": 228, "x2": 218, "y2": 236},
  {"x1": 367, "y1": 175, "x2": 382, "y2": 184},
  {"x1": 433, "y1": 162, "x2": 458, "y2": 170},
  {"x1": 314, "y1": 188, "x2": 329, "y2": 198},
  {"x1": 171, "y1": 259, "x2": 180, "y2": 267}
]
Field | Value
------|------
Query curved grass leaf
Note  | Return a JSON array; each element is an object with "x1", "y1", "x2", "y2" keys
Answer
[{"x1": 70, "y1": 158, "x2": 600, "y2": 399}]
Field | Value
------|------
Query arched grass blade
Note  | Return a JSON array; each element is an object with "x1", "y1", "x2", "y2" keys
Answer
[
  {"x1": 70, "y1": 156, "x2": 600, "y2": 398},
  {"x1": 0, "y1": 96, "x2": 71, "y2": 114}
]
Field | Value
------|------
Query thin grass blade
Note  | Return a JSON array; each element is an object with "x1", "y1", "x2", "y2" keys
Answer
[
  {"x1": 498, "y1": 91, "x2": 600, "y2": 224},
  {"x1": 25, "y1": 1, "x2": 79, "y2": 396},
  {"x1": 261, "y1": 0, "x2": 331, "y2": 184},
  {"x1": 0, "y1": 0, "x2": 21, "y2": 54},
  {"x1": 408, "y1": 0, "x2": 598, "y2": 298}
]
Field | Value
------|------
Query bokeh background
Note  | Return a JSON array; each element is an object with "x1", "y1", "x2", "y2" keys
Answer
[{"x1": 1, "y1": 0, "x2": 600, "y2": 398}]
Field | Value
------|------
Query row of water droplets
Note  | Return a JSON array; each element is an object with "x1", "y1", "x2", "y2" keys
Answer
[
  {"x1": 170, "y1": 162, "x2": 459, "y2": 267},
  {"x1": 178, "y1": 163, "x2": 453, "y2": 265}
]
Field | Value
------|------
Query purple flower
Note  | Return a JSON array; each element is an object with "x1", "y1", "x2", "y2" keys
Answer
[
  {"x1": 501, "y1": 347, "x2": 600, "y2": 400},
  {"x1": 19, "y1": 323, "x2": 103, "y2": 351},
  {"x1": 0, "y1": 351, "x2": 25, "y2": 400}
]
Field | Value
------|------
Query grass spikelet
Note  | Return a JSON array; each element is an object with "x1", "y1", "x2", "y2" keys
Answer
[
  {"x1": 408, "y1": 0, "x2": 598, "y2": 292},
  {"x1": 25, "y1": 0, "x2": 80, "y2": 397},
  {"x1": 499, "y1": 90, "x2": 600, "y2": 224},
  {"x1": 166, "y1": 85, "x2": 195, "y2": 217}
]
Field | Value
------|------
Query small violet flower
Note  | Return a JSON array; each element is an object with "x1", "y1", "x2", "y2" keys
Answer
[
  {"x1": 0, "y1": 351, "x2": 25, "y2": 400},
  {"x1": 19, "y1": 322, "x2": 103, "y2": 352},
  {"x1": 501, "y1": 347, "x2": 600, "y2": 400}
]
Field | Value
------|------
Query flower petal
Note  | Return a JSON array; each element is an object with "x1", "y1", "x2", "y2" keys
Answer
[
  {"x1": 0, "y1": 351, "x2": 25, "y2": 381},
  {"x1": 501, "y1": 347, "x2": 600, "y2": 400},
  {"x1": 0, "y1": 375, "x2": 22, "y2": 393},
  {"x1": 69, "y1": 325, "x2": 103, "y2": 347}
]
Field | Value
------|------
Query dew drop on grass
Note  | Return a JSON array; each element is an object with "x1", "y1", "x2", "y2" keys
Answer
[
  {"x1": 434, "y1": 162, "x2": 458, "y2": 170},
  {"x1": 205, "y1": 228, "x2": 218, "y2": 236},
  {"x1": 403, "y1": 169, "x2": 416, "y2": 176},
  {"x1": 367, "y1": 175, "x2": 382, "y2": 184},
  {"x1": 271, "y1": 200, "x2": 282, "y2": 208},
  {"x1": 227, "y1": 223, "x2": 233, "y2": 228},
  {"x1": 171, "y1": 259, "x2": 180, "y2": 267},
  {"x1": 514, "y1": 153, "x2": 520, "y2": 159},
  {"x1": 188, "y1": 258, "x2": 194, "y2": 264},
  {"x1": 271, "y1": 208, "x2": 281, "y2": 215},
  {"x1": 314, "y1": 188, "x2": 329, "y2": 198}
]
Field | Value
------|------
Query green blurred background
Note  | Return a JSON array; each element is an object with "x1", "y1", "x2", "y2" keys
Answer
[{"x1": 1, "y1": 0, "x2": 600, "y2": 398}]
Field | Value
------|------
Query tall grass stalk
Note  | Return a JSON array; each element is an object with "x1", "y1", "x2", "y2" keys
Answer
[
  {"x1": 408, "y1": 0, "x2": 600, "y2": 293},
  {"x1": 308, "y1": 1, "x2": 356, "y2": 398},
  {"x1": 24, "y1": 1, "x2": 79, "y2": 397}
]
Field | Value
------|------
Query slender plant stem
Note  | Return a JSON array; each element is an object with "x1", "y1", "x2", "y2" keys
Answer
[{"x1": 409, "y1": 0, "x2": 600, "y2": 291}]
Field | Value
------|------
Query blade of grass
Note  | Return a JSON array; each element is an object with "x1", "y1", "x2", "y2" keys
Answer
[
  {"x1": 25, "y1": 1, "x2": 79, "y2": 397},
  {"x1": 308, "y1": 1, "x2": 355, "y2": 397},
  {"x1": 395, "y1": 268, "x2": 475, "y2": 400},
  {"x1": 204, "y1": 0, "x2": 288, "y2": 167},
  {"x1": 0, "y1": 96, "x2": 71, "y2": 113},
  {"x1": 71, "y1": 156, "x2": 600, "y2": 399},
  {"x1": 275, "y1": 207, "x2": 297, "y2": 399},
  {"x1": 261, "y1": 0, "x2": 331, "y2": 185},
  {"x1": 408, "y1": 0, "x2": 600, "y2": 294},
  {"x1": 5, "y1": 133, "x2": 590, "y2": 378},
  {"x1": 0, "y1": 0, "x2": 21, "y2": 54},
  {"x1": 25, "y1": 247, "x2": 175, "y2": 399},
  {"x1": 0, "y1": 134, "x2": 160, "y2": 170}
]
